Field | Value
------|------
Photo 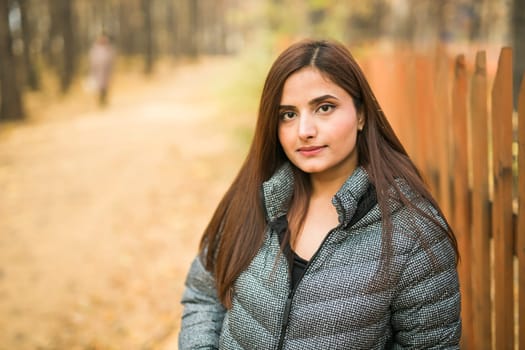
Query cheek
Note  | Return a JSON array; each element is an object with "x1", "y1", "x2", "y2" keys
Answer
[
  {"x1": 330, "y1": 127, "x2": 359, "y2": 156},
  {"x1": 277, "y1": 126, "x2": 292, "y2": 150},
  {"x1": 332, "y1": 119, "x2": 358, "y2": 142}
]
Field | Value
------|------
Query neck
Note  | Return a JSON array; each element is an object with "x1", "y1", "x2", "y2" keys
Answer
[{"x1": 310, "y1": 168, "x2": 355, "y2": 200}]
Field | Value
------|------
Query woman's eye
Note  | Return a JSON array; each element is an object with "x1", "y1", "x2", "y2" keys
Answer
[
  {"x1": 317, "y1": 104, "x2": 335, "y2": 114},
  {"x1": 280, "y1": 111, "x2": 296, "y2": 120}
]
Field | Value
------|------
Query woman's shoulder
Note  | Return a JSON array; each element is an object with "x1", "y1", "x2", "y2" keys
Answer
[{"x1": 387, "y1": 179, "x2": 449, "y2": 242}]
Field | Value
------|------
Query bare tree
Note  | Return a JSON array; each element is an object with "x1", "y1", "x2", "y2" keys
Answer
[
  {"x1": 59, "y1": 0, "x2": 75, "y2": 92},
  {"x1": 0, "y1": 0, "x2": 24, "y2": 121},
  {"x1": 19, "y1": 0, "x2": 39, "y2": 90},
  {"x1": 141, "y1": 0, "x2": 154, "y2": 74},
  {"x1": 165, "y1": 0, "x2": 178, "y2": 56},
  {"x1": 118, "y1": 1, "x2": 137, "y2": 55},
  {"x1": 188, "y1": 0, "x2": 199, "y2": 57},
  {"x1": 48, "y1": 0, "x2": 76, "y2": 93}
]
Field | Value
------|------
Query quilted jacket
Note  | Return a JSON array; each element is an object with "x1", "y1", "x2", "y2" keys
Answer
[{"x1": 179, "y1": 163, "x2": 461, "y2": 349}]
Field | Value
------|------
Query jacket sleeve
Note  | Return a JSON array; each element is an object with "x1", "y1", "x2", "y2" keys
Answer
[
  {"x1": 179, "y1": 255, "x2": 226, "y2": 350},
  {"x1": 390, "y1": 218, "x2": 462, "y2": 349}
]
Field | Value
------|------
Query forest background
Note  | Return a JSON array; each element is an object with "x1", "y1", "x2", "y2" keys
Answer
[
  {"x1": 0, "y1": 0, "x2": 524, "y2": 349},
  {"x1": 1, "y1": 0, "x2": 524, "y2": 120}
]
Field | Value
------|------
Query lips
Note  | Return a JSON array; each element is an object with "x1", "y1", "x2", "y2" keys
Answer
[{"x1": 297, "y1": 145, "x2": 326, "y2": 156}]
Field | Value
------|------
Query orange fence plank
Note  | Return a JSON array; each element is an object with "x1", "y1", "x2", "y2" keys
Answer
[
  {"x1": 518, "y1": 73, "x2": 525, "y2": 350},
  {"x1": 451, "y1": 54, "x2": 473, "y2": 349},
  {"x1": 414, "y1": 55, "x2": 438, "y2": 191},
  {"x1": 469, "y1": 51, "x2": 492, "y2": 349},
  {"x1": 491, "y1": 47, "x2": 515, "y2": 350},
  {"x1": 434, "y1": 46, "x2": 452, "y2": 219},
  {"x1": 405, "y1": 53, "x2": 418, "y2": 167}
]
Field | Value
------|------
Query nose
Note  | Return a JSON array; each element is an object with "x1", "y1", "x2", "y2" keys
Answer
[{"x1": 298, "y1": 113, "x2": 316, "y2": 140}]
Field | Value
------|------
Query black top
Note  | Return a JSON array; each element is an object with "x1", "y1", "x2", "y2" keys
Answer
[{"x1": 291, "y1": 251, "x2": 308, "y2": 290}]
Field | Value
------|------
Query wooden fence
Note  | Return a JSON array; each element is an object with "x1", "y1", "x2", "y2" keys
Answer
[{"x1": 364, "y1": 46, "x2": 525, "y2": 349}]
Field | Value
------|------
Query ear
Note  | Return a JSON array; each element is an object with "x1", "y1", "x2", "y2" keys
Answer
[{"x1": 357, "y1": 114, "x2": 365, "y2": 131}]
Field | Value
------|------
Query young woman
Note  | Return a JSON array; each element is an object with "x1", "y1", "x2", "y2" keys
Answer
[{"x1": 179, "y1": 39, "x2": 461, "y2": 349}]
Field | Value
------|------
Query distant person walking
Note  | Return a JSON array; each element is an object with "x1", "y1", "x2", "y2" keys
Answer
[{"x1": 89, "y1": 33, "x2": 115, "y2": 107}]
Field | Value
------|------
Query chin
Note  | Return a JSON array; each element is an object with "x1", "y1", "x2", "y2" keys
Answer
[{"x1": 295, "y1": 164, "x2": 328, "y2": 174}]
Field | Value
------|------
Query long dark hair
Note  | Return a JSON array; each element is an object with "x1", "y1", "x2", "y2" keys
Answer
[{"x1": 200, "y1": 39, "x2": 458, "y2": 308}]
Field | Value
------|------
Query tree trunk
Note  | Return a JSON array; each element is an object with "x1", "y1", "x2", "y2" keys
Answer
[
  {"x1": 141, "y1": 0, "x2": 154, "y2": 74},
  {"x1": 47, "y1": 0, "x2": 75, "y2": 93},
  {"x1": 0, "y1": 0, "x2": 24, "y2": 120},
  {"x1": 118, "y1": 1, "x2": 134, "y2": 55},
  {"x1": 513, "y1": 0, "x2": 525, "y2": 109},
  {"x1": 59, "y1": 0, "x2": 75, "y2": 92},
  {"x1": 166, "y1": 0, "x2": 178, "y2": 57},
  {"x1": 188, "y1": 0, "x2": 198, "y2": 57},
  {"x1": 19, "y1": 0, "x2": 40, "y2": 90},
  {"x1": 215, "y1": 0, "x2": 227, "y2": 54}
]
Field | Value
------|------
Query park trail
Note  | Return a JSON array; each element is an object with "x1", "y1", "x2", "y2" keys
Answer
[{"x1": 0, "y1": 57, "x2": 251, "y2": 349}]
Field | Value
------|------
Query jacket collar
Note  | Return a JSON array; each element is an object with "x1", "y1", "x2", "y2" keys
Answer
[{"x1": 261, "y1": 162, "x2": 372, "y2": 228}]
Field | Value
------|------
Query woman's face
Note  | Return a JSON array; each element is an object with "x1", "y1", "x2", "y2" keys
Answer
[{"x1": 278, "y1": 67, "x2": 364, "y2": 181}]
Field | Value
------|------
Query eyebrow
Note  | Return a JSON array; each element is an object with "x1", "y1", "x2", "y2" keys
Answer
[{"x1": 279, "y1": 94, "x2": 339, "y2": 110}]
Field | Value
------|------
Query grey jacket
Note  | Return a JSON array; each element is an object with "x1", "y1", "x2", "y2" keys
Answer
[{"x1": 179, "y1": 164, "x2": 461, "y2": 349}]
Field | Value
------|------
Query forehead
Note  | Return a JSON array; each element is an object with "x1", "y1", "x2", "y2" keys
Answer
[{"x1": 280, "y1": 67, "x2": 348, "y2": 103}]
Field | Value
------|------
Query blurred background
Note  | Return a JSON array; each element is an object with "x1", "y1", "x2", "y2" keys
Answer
[
  {"x1": 0, "y1": 0, "x2": 521, "y2": 117},
  {"x1": 0, "y1": 0, "x2": 523, "y2": 349}
]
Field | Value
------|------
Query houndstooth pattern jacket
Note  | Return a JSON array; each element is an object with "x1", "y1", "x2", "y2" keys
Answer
[{"x1": 179, "y1": 163, "x2": 461, "y2": 349}]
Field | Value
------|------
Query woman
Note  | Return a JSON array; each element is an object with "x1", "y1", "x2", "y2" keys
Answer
[{"x1": 179, "y1": 39, "x2": 461, "y2": 349}]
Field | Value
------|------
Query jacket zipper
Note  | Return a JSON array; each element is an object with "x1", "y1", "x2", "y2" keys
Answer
[
  {"x1": 276, "y1": 227, "x2": 339, "y2": 350},
  {"x1": 277, "y1": 291, "x2": 294, "y2": 350}
]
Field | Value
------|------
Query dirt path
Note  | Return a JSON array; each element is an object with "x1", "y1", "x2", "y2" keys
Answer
[{"x1": 0, "y1": 58, "x2": 250, "y2": 349}]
